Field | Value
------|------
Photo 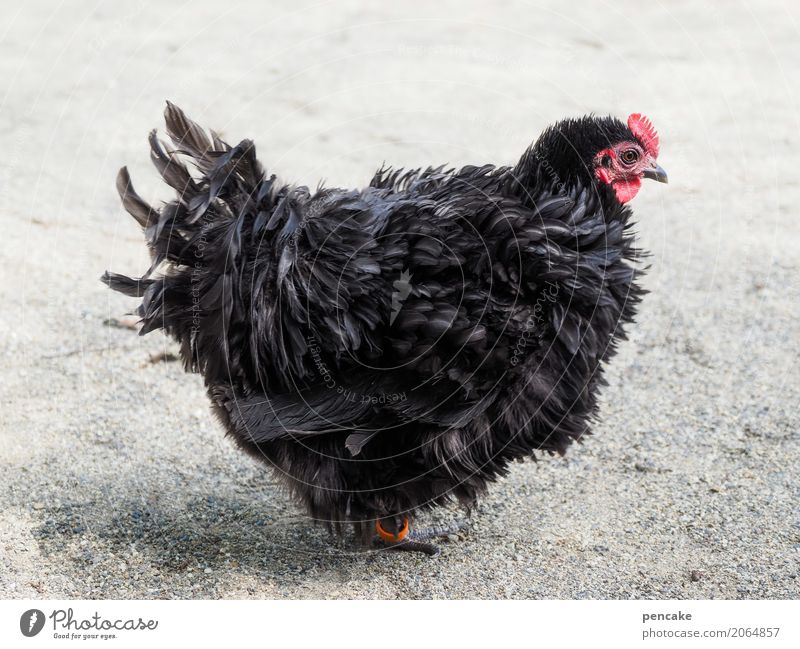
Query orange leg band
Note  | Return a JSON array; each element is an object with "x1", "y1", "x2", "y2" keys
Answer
[{"x1": 375, "y1": 518, "x2": 409, "y2": 543}]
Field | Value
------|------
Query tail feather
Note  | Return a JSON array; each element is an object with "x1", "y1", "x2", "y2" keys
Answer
[
  {"x1": 105, "y1": 103, "x2": 278, "y2": 385},
  {"x1": 164, "y1": 100, "x2": 220, "y2": 166},
  {"x1": 116, "y1": 167, "x2": 156, "y2": 229},
  {"x1": 100, "y1": 271, "x2": 151, "y2": 298},
  {"x1": 147, "y1": 129, "x2": 196, "y2": 200},
  {"x1": 104, "y1": 102, "x2": 385, "y2": 393}
]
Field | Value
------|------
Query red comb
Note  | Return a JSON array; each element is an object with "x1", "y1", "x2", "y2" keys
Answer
[{"x1": 627, "y1": 113, "x2": 659, "y2": 158}]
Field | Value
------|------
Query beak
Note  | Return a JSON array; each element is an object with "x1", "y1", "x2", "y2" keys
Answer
[{"x1": 642, "y1": 161, "x2": 668, "y2": 184}]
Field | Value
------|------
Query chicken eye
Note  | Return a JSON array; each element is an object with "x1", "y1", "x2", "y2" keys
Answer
[{"x1": 621, "y1": 149, "x2": 639, "y2": 164}]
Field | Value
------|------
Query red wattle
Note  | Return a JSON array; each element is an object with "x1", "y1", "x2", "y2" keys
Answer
[{"x1": 612, "y1": 177, "x2": 641, "y2": 203}]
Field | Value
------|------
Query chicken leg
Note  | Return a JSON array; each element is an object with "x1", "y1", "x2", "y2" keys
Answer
[{"x1": 374, "y1": 517, "x2": 468, "y2": 556}]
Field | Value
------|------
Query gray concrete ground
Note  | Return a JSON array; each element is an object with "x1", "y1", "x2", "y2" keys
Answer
[{"x1": 1, "y1": 0, "x2": 798, "y2": 599}]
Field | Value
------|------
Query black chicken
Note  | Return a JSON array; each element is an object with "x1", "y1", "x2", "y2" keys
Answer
[{"x1": 103, "y1": 104, "x2": 666, "y2": 554}]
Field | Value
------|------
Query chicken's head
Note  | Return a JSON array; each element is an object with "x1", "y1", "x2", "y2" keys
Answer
[
  {"x1": 592, "y1": 113, "x2": 667, "y2": 203},
  {"x1": 526, "y1": 113, "x2": 668, "y2": 204}
]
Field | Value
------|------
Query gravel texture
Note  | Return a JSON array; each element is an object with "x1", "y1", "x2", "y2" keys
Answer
[{"x1": 1, "y1": 0, "x2": 798, "y2": 599}]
